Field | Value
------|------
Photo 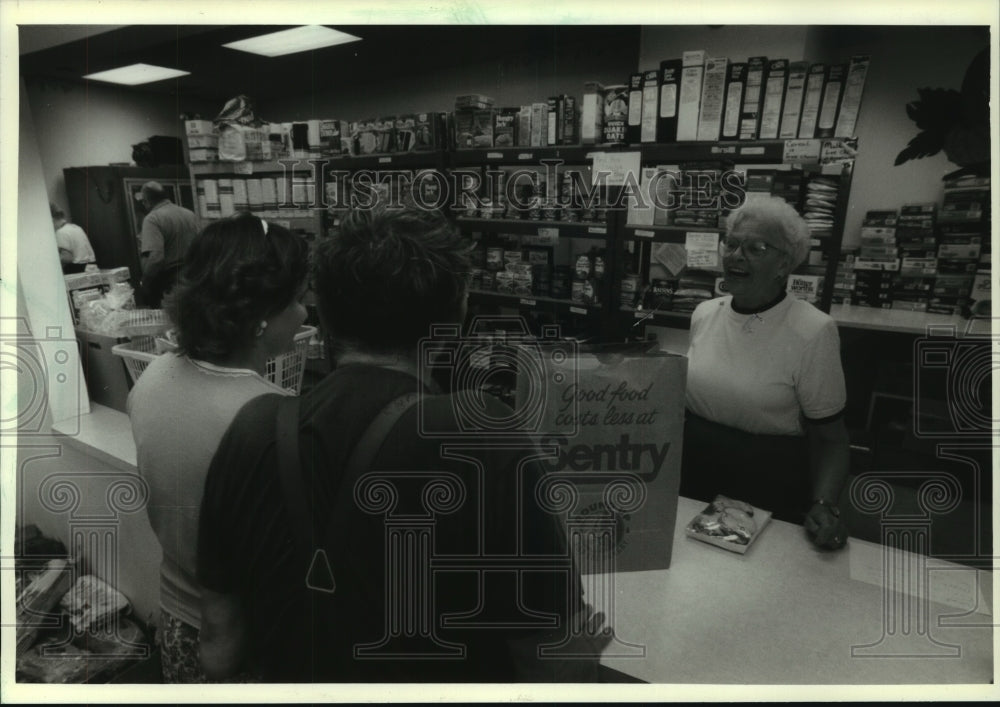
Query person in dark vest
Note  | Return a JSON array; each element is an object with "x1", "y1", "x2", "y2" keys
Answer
[{"x1": 139, "y1": 181, "x2": 199, "y2": 307}]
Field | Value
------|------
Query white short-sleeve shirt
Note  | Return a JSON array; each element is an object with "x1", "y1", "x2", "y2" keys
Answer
[{"x1": 685, "y1": 295, "x2": 847, "y2": 436}]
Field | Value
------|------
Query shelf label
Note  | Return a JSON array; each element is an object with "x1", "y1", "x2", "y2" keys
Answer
[
  {"x1": 711, "y1": 145, "x2": 737, "y2": 154},
  {"x1": 591, "y1": 150, "x2": 641, "y2": 186},
  {"x1": 569, "y1": 306, "x2": 587, "y2": 315},
  {"x1": 587, "y1": 226, "x2": 607, "y2": 235},
  {"x1": 234, "y1": 162, "x2": 254, "y2": 175},
  {"x1": 739, "y1": 146, "x2": 766, "y2": 156},
  {"x1": 518, "y1": 152, "x2": 533, "y2": 160},
  {"x1": 487, "y1": 152, "x2": 503, "y2": 159},
  {"x1": 519, "y1": 298, "x2": 537, "y2": 307},
  {"x1": 782, "y1": 139, "x2": 821, "y2": 163},
  {"x1": 378, "y1": 156, "x2": 392, "y2": 164},
  {"x1": 634, "y1": 229, "x2": 655, "y2": 238}
]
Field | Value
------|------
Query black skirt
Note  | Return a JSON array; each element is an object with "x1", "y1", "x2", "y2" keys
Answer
[{"x1": 680, "y1": 410, "x2": 810, "y2": 523}]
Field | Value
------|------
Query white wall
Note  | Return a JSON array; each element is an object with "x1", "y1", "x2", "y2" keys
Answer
[{"x1": 24, "y1": 77, "x2": 216, "y2": 221}]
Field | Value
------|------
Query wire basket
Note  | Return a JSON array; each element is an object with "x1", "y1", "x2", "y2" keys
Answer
[
  {"x1": 121, "y1": 309, "x2": 172, "y2": 338},
  {"x1": 112, "y1": 325, "x2": 318, "y2": 395}
]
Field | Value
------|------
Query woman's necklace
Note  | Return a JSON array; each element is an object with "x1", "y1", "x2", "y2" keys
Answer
[{"x1": 733, "y1": 290, "x2": 787, "y2": 333}]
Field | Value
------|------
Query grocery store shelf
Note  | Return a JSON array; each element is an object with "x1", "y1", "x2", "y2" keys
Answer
[
  {"x1": 451, "y1": 145, "x2": 599, "y2": 166},
  {"x1": 622, "y1": 224, "x2": 723, "y2": 242},
  {"x1": 457, "y1": 217, "x2": 609, "y2": 238},
  {"x1": 469, "y1": 289, "x2": 600, "y2": 315}
]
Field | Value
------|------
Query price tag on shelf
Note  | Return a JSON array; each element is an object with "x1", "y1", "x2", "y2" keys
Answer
[
  {"x1": 588, "y1": 226, "x2": 607, "y2": 235},
  {"x1": 378, "y1": 156, "x2": 392, "y2": 164},
  {"x1": 234, "y1": 162, "x2": 254, "y2": 175},
  {"x1": 710, "y1": 145, "x2": 737, "y2": 155},
  {"x1": 487, "y1": 152, "x2": 503, "y2": 159},
  {"x1": 590, "y1": 150, "x2": 641, "y2": 186},
  {"x1": 519, "y1": 298, "x2": 537, "y2": 307},
  {"x1": 518, "y1": 153, "x2": 534, "y2": 160},
  {"x1": 739, "y1": 146, "x2": 766, "y2": 156},
  {"x1": 569, "y1": 306, "x2": 587, "y2": 315},
  {"x1": 782, "y1": 139, "x2": 821, "y2": 163},
  {"x1": 634, "y1": 229, "x2": 655, "y2": 238}
]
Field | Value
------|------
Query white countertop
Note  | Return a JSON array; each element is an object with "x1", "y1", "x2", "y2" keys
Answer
[
  {"x1": 51, "y1": 403, "x2": 137, "y2": 472},
  {"x1": 830, "y1": 304, "x2": 992, "y2": 336},
  {"x1": 595, "y1": 496, "x2": 993, "y2": 685}
]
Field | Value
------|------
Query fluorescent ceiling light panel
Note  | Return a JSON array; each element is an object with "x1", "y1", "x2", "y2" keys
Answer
[
  {"x1": 222, "y1": 25, "x2": 361, "y2": 57},
  {"x1": 84, "y1": 63, "x2": 190, "y2": 85}
]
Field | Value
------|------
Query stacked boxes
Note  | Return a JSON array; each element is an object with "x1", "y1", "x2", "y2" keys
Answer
[
  {"x1": 831, "y1": 250, "x2": 857, "y2": 304},
  {"x1": 853, "y1": 209, "x2": 900, "y2": 308},
  {"x1": 893, "y1": 204, "x2": 937, "y2": 311},
  {"x1": 185, "y1": 120, "x2": 219, "y2": 162},
  {"x1": 933, "y1": 177, "x2": 989, "y2": 315},
  {"x1": 454, "y1": 95, "x2": 495, "y2": 150},
  {"x1": 669, "y1": 164, "x2": 726, "y2": 228}
]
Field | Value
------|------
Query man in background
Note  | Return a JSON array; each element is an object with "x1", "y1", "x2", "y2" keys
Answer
[
  {"x1": 50, "y1": 202, "x2": 96, "y2": 274},
  {"x1": 139, "y1": 181, "x2": 199, "y2": 307}
]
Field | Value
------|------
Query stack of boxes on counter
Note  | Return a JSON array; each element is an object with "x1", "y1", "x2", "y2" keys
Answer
[
  {"x1": 837, "y1": 175, "x2": 991, "y2": 315},
  {"x1": 938, "y1": 174, "x2": 991, "y2": 315}
]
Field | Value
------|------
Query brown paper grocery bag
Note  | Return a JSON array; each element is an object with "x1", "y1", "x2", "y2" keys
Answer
[{"x1": 515, "y1": 348, "x2": 686, "y2": 573}]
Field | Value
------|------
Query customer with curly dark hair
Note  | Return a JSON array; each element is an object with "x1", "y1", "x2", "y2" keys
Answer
[
  {"x1": 197, "y1": 203, "x2": 608, "y2": 682},
  {"x1": 128, "y1": 212, "x2": 309, "y2": 682}
]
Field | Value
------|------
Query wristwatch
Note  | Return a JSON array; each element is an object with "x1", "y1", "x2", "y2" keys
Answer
[{"x1": 812, "y1": 498, "x2": 841, "y2": 517}]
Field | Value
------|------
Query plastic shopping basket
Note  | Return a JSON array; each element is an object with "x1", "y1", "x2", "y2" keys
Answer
[{"x1": 112, "y1": 325, "x2": 318, "y2": 395}]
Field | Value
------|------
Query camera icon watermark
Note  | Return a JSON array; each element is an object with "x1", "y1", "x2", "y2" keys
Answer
[
  {"x1": 913, "y1": 322, "x2": 997, "y2": 438},
  {"x1": 417, "y1": 316, "x2": 579, "y2": 439},
  {"x1": 0, "y1": 318, "x2": 82, "y2": 437}
]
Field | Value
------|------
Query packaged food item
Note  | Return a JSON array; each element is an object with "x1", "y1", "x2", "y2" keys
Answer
[
  {"x1": 503, "y1": 249, "x2": 524, "y2": 268},
  {"x1": 513, "y1": 272, "x2": 533, "y2": 296},
  {"x1": 602, "y1": 84, "x2": 629, "y2": 144},
  {"x1": 495, "y1": 270, "x2": 515, "y2": 294},
  {"x1": 621, "y1": 273, "x2": 641, "y2": 307},
  {"x1": 592, "y1": 249, "x2": 606, "y2": 280},
  {"x1": 551, "y1": 265, "x2": 572, "y2": 299},
  {"x1": 573, "y1": 252, "x2": 593, "y2": 280},
  {"x1": 485, "y1": 247, "x2": 505, "y2": 272}
]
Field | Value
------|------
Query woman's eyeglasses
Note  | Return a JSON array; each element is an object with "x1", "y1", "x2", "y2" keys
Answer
[{"x1": 718, "y1": 236, "x2": 784, "y2": 259}]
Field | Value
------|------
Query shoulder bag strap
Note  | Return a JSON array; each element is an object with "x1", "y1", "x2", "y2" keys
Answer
[
  {"x1": 274, "y1": 391, "x2": 424, "y2": 550},
  {"x1": 275, "y1": 395, "x2": 312, "y2": 548},
  {"x1": 341, "y1": 391, "x2": 422, "y2": 480}
]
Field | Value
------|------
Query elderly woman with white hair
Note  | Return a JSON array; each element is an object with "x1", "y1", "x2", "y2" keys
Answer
[{"x1": 681, "y1": 195, "x2": 850, "y2": 550}]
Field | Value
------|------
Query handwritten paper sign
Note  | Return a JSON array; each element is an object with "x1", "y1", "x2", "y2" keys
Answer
[
  {"x1": 782, "y1": 139, "x2": 821, "y2": 163},
  {"x1": 685, "y1": 231, "x2": 720, "y2": 269}
]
